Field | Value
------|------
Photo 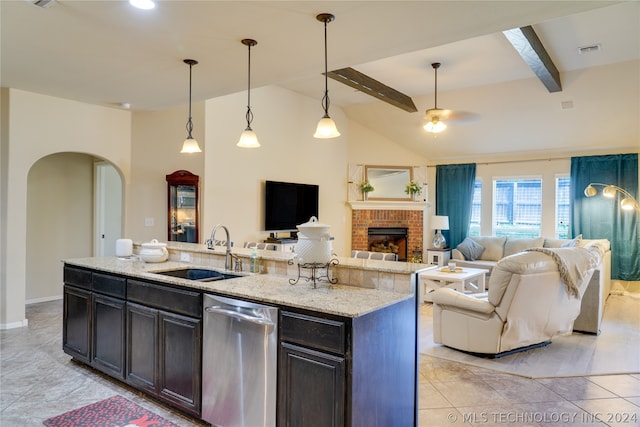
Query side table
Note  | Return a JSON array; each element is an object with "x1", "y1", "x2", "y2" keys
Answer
[{"x1": 426, "y1": 248, "x2": 451, "y2": 266}]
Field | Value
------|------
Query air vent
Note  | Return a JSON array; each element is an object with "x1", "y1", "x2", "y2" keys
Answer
[
  {"x1": 561, "y1": 101, "x2": 574, "y2": 110},
  {"x1": 31, "y1": 0, "x2": 56, "y2": 7},
  {"x1": 578, "y1": 44, "x2": 601, "y2": 54}
]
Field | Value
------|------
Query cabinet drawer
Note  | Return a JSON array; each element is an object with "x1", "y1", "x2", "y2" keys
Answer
[
  {"x1": 64, "y1": 265, "x2": 92, "y2": 290},
  {"x1": 280, "y1": 312, "x2": 346, "y2": 355},
  {"x1": 93, "y1": 272, "x2": 126, "y2": 298},
  {"x1": 127, "y1": 280, "x2": 202, "y2": 318}
]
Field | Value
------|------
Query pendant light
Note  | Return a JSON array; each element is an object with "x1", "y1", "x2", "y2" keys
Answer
[
  {"x1": 313, "y1": 13, "x2": 340, "y2": 139},
  {"x1": 237, "y1": 39, "x2": 260, "y2": 148},
  {"x1": 180, "y1": 59, "x2": 202, "y2": 154},
  {"x1": 424, "y1": 62, "x2": 447, "y2": 133}
]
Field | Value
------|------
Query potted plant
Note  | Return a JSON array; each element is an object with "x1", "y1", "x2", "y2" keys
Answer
[
  {"x1": 405, "y1": 180, "x2": 422, "y2": 201},
  {"x1": 359, "y1": 180, "x2": 374, "y2": 200}
]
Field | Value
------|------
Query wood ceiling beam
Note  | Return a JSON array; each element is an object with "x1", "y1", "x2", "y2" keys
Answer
[
  {"x1": 503, "y1": 25, "x2": 562, "y2": 93},
  {"x1": 327, "y1": 67, "x2": 418, "y2": 112}
]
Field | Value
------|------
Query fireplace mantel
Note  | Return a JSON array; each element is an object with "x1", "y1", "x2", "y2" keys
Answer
[{"x1": 348, "y1": 201, "x2": 429, "y2": 211}]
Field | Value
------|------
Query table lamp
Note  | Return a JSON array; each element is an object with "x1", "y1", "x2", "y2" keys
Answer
[{"x1": 431, "y1": 215, "x2": 449, "y2": 249}]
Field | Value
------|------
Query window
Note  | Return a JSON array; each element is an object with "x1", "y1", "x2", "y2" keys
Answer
[
  {"x1": 556, "y1": 176, "x2": 571, "y2": 239},
  {"x1": 468, "y1": 180, "x2": 481, "y2": 236},
  {"x1": 493, "y1": 178, "x2": 541, "y2": 238}
]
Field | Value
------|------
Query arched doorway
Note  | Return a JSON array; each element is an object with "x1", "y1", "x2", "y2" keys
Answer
[{"x1": 26, "y1": 153, "x2": 123, "y2": 303}]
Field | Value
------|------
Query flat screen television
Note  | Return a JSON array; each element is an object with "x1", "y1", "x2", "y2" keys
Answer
[{"x1": 264, "y1": 180, "x2": 319, "y2": 233}]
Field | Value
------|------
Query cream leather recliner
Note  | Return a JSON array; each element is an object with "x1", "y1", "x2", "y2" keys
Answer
[{"x1": 430, "y1": 247, "x2": 600, "y2": 356}]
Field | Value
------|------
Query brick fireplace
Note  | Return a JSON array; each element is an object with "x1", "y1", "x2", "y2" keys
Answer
[{"x1": 352, "y1": 209, "x2": 423, "y2": 261}]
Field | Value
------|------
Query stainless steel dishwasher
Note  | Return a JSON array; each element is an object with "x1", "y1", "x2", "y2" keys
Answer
[{"x1": 202, "y1": 294, "x2": 278, "y2": 427}]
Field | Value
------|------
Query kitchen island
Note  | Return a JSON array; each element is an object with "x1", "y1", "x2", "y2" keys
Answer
[{"x1": 63, "y1": 247, "x2": 420, "y2": 426}]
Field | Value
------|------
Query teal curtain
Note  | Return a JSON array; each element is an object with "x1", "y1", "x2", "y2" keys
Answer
[
  {"x1": 436, "y1": 163, "x2": 476, "y2": 249},
  {"x1": 571, "y1": 153, "x2": 639, "y2": 281}
]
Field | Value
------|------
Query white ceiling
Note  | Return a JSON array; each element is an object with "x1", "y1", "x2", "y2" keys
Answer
[{"x1": 2, "y1": 1, "x2": 638, "y2": 160}]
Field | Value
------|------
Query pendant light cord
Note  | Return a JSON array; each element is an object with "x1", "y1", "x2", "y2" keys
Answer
[
  {"x1": 321, "y1": 18, "x2": 330, "y2": 116},
  {"x1": 245, "y1": 42, "x2": 254, "y2": 128},
  {"x1": 186, "y1": 61, "x2": 194, "y2": 138}
]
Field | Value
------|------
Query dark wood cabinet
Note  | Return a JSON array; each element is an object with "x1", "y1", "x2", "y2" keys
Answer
[
  {"x1": 158, "y1": 311, "x2": 202, "y2": 416},
  {"x1": 166, "y1": 170, "x2": 199, "y2": 243},
  {"x1": 63, "y1": 284, "x2": 91, "y2": 364},
  {"x1": 126, "y1": 301, "x2": 202, "y2": 416},
  {"x1": 92, "y1": 294, "x2": 126, "y2": 379},
  {"x1": 63, "y1": 263, "x2": 417, "y2": 425},
  {"x1": 279, "y1": 299, "x2": 416, "y2": 427},
  {"x1": 279, "y1": 342, "x2": 345, "y2": 427},
  {"x1": 63, "y1": 265, "x2": 203, "y2": 417},
  {"x1": 126, "y1": 302, "x2": 158, "y2": 393},
  {"x1": 278, "y1": 312, "x2": 347, "y2": 427}
]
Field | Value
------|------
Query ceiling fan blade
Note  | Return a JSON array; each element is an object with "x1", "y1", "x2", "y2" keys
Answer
[
  {"x1": 425, "y1": 108, "x2": 451, "y2": 119},
  {"x1": 425, "y1": 108, "x2": 480, "y2": 124}
]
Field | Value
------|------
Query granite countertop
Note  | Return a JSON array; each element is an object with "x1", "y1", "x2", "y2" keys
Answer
[
  {"x1": 162, "y1": 241, "x2": 428, "y2": 275},
  {"x1": 63, "y1": 257, "x2": 414, "y2": 318}
]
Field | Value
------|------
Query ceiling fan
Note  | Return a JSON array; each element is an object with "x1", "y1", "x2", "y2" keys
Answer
[{"x1": 423, "y1": 62, "x2": 479, "y2": 133}]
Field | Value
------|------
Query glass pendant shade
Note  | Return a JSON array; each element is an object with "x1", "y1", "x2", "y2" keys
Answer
[
  {"x1": 181, "y1": 138, "x2": 201, "y2": 153},
  {"x1": 314, "y1": 115, "x2": 340, "y2": 138},
  {"x1": 237, "y1": 128, "x2": 260, "y2": 148}
]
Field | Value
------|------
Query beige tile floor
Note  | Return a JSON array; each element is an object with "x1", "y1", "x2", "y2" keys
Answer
[{"x1": 1, "y1": 299, "x2": 638, "y2": 426}]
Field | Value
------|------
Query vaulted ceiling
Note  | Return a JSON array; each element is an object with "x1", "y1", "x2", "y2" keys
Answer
[{"x1": 3, "y1": 1, "x2": 638, "y2": 161}]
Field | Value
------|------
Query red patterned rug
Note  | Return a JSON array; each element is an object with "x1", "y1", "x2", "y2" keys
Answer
[{"x1": 43, "y1": 395, "x2": 181, "y2": 427}]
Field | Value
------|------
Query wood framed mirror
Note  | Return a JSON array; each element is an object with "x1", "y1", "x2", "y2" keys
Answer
[
  {"x1": 166, "y1": 170, "x2": 199, "y2": 243},
  {"x1": 365, "y1": 165, "x2": 413, "y2": 200}
]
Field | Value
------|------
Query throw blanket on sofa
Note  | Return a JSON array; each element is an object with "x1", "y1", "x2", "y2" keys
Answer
[{"x1": 525, "y1": 247, "x2": 599, "y2": 299}]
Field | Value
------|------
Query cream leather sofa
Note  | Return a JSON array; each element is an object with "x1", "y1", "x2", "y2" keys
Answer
[
  {"x1": 431, "y1": 246, "x2": 602, "y2": 356},
  {"x1": 450, "y1": 236, "x2": 611, "y2": 334}
]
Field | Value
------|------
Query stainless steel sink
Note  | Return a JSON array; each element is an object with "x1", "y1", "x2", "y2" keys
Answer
[{"x1": 154, "y1": 268, "x2": 241, "y2": 282}]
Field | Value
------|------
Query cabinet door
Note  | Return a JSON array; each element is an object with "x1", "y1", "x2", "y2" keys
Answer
[
  {"x1": 92, "y1": 294, "x2": 126, "y2": 379},
  {"x1": 126, "y1": 302, "x2": 158, "y2": 393},
  {"x1": 63, "y1": 285, "x2": 92, "y2": 363},
  {"x1": 278, "y1": 342, "x2": 345, "y2": 427},
  {"x1": 158, "y1": 311, "x2": 202, "y2": 416}
]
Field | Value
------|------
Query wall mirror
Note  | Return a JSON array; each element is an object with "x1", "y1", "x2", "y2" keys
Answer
[
  {"x1": 167, "y1": 170, "x2": 199, "y2": 243},
  {"x1": 365, "y1": 165, "x2": 413, "y2": 200}
]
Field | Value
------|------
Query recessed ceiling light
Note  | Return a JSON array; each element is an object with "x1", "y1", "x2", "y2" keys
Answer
[{"x1": 129, "y1": 0, "x2": 155, "y2": 10}]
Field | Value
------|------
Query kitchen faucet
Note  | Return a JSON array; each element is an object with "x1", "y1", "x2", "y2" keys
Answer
[{"x1": 206, "y1": 224, "x2": 240, "y2": 271}]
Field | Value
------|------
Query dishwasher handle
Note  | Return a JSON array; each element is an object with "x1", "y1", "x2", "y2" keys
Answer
[{"x1": 205, "y1": 305, "x2": 276, "y2": 327}]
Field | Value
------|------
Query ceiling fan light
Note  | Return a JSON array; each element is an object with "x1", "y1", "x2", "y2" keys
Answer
[
  {"x1": 602, "y1": 185, "x2": 617, "y2": 198},
  {"x1": 237, "y1": 128, "x2": 260, "y2": 148},
  {"x1": 583, "y1": 184, "x2": 597, "y2": 197},
  {"x1": 180, "y1": 138, "x2": 202, "y2": 153},
  {"x1": 314, "y1": 116, "x2": 341, "y2": 138},
  {"x1": 424, "y1": 118, "x2": 446, "y2": 133}
]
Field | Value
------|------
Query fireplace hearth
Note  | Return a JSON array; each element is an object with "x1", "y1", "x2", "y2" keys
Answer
[{"x1": 368, "y1": 227, "x2": 408, "y2": 261}]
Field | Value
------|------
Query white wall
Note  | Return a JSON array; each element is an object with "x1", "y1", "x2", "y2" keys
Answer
[
  {"x1": 1, "y1": 89, "x2": 131, "y2": 328},
  {"x1": 203, "y1": 86, "x2": 350, "y2": 255},
  {"x1": 129, "y1": 102, "x2": 205, "y2": 243}
]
